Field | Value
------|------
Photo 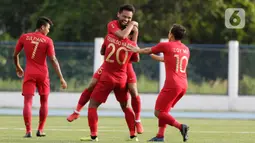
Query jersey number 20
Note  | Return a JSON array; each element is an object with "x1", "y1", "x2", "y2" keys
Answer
[{"x1": 106, "y1": 43, "x2": 128, "y2": 65}]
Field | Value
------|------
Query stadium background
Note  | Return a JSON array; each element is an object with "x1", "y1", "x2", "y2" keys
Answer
[
  {"x1": 0, "y1": 0, "x2": 255, "y2": 113},
  {"x1": 1, "y1": 1, "x2": 255, "y2": 143}
]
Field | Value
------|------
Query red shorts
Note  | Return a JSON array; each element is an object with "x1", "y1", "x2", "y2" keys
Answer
[
  {"x1": 127, "y1": 63, "x2": 137, "y2": 83},
  {"x1": 22, "y1": 74, "x2": 50, "y2": 96},
  {"x1": 155, "y1": 88, "x2": 186, "y2": 112},
  {"x1": 91, "y1": 80, "x2": 129, "y2": 103},
  {"x1": 92, "y1": 66, "x2": 104, "y2": 79},
  {"x1": 93, "y1": 64, "x2": 137, "y2": 83}
]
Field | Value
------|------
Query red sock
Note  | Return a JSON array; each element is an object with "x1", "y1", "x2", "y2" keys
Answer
[
  {"x1": 23, "y1": 95, "x2": 33, "y2": 133},
  {"x1": 131, "y1": 96, "x2": 141, "y2": 121},
  {"x1": 88, "y1": 108, "x2": 98, "y2": 136},
  {"x1": 158, "y1": 112, "x2": 181, "y2": 130},
  {"x1": 76, "y1": 89, "x2": 92, "y2": 112},
  {"x1": 123, "y1": 107, "x2": 136, "y2": 136},
  {"x1": 157, "y1": 119, "x2": 167, "y2": 138},
  {"x1": 38, "y1": 95, "x2": 48, "y2": 132},
  {"x1": 157, "y1": 126, "x2": 166, "y2": 138}
]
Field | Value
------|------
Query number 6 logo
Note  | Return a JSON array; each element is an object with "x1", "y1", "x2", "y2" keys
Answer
[{"x1": 225, "y1": 8, "x2": 245, "y2": 29}]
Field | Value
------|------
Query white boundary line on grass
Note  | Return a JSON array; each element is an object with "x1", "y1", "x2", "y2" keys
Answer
[{"x1": 0, "y1": 127, "x2": 254, "y2": 134}]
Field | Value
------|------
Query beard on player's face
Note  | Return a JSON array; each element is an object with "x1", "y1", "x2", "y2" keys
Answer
[
  {"x1": 118, "y1": 17, "x2": 130, "y2": 28},
  {"x1": 118, "y1": 11, "x2": 133, "y2": 27}
]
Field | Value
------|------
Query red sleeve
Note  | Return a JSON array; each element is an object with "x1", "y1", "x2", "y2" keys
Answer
[
  {"x1": 101, "y1": 43, "x2": 106, "y2": 49},
  {"x1": 47, "y1": 38, "x2": 55, "y2": 57},
  {"x1": 130, "y1": 53, "x2": 139, "y2": 62},
  {"x1": 101, "y1": 36, "x2": 107, "y2": 49},
  {"x1": 15, "y1": 35, "x2": 25, "y2": 53},
  {"x1": 151, "y1": 42, "x2": 167, "y2": 54},
  {"x1": 129, "y1": 41, "x2": 139, "y2": 62},
  {"x1": 107, "y1": 21, "x2": 120, "y2": 34}
]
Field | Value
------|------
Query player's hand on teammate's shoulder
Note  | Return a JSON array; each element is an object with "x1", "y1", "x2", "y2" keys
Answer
[
  {"x1": 60, "y1": 78, "x2": 67, "y2": 89},
  {"x1": 16, "y1": 67, "x2": 24, "y2": 78},
  {"x1": 127, "y1": 44, "x2": 140, "y2": 53}
]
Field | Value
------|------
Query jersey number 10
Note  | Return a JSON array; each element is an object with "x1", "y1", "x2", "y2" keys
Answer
[{"x1": 174, "y1": 54, "x2": 188, "y2": 73}]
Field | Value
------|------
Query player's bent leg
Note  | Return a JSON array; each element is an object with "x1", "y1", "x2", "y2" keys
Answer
[
  {"x1": 87, "y1": 78, "x2": 98, "y2": 92},
  {"x1": 128, "y1": 83, "x2": 140, "y2": 119},
  {"x1": 148, "y1": 110, "x2": 167, "y2": 142},
  {"x1": 127, "y1": 83, "x2": 143, "y2": 134},
  {"x1": 155, "y1": 88, "x2": 189, "y2": 142},
  {"x1": 23, "y1": 95, "x2": 33, "y2": 138},
  {"x1": 36, "y1": 95, "x2": 48, "y2": 137},
  {"x1": 67, "y1": 78, "x2": 98, "y2": 122}
]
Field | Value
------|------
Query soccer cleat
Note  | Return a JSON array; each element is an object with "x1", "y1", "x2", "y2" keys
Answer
[
  {"x1": 180, "y1": 124, "x2": 189, "y2": 142},
  {"x1": 80, "y1": 136, "x2": 98, "y2": 142},
  {"x1": 136, "y1": 122, "x2": 144, "y2": 134},
  {"x1": 36, "y1": 130, "x2": 46, "y2": 137},
  {"x1": 127, "y1": 136, "x2": 139, "y2": 142},
  {"x1": 67, "y1": 112, "x2": 80, "y2": 122},
  {"x1": 147, "y1": 136, "x2": 164, "y2": 142},
  {"x1": 23, "y1": 132, "x2": 32, "y2": 138}
]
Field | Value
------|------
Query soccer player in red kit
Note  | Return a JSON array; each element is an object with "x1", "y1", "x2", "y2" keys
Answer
[
  {"x1": 67, "y1": 4, "x2": 143, "y2": 134},
  {"x1": 13, "y1": 17, "x2": 67, "y2": 138},
  {"x1": 80, "y1": 34, "x2": 139, "y2": 142},
  {"x1": 129, "y1": 24, "x2": 190, "y2": 142}
]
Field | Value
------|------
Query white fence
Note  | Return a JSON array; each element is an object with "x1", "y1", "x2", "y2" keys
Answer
[{"x1": 0, "y1": 39, "x2": 254, "y2": 112}]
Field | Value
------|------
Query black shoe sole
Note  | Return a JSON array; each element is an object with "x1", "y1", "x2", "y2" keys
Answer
[
  {"x1": 181, "y1": 125, "x2": 189, "y2": 142},
  {"x1": 36, "y1": 135, "x2": 46, "y2": 137},
  {"x1": 23, "y1": 133, "x2": 32, "y2": 138},
  {"x1": 36, "y1": 131, "x2": 46, "y2": 137}
]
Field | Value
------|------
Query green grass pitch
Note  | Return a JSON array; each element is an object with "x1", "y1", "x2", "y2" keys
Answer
[{"x1": 0, "y1": 116, "x2": 254, "y2": 143}]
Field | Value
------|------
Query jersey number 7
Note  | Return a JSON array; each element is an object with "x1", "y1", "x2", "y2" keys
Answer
[{"x1": 31, "y1": 41, "x2": 39, "y2": 59}]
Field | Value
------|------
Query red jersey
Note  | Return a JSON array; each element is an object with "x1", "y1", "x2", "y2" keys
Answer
[
  {"x1": 100, "y1": 34, "x2": 138, "y2": 83},
  {"x1": 98, "y1": 20, "x2": 121, "y2": 67},
  {"x1": 107, "y1": 20, "x2": 121, "y2": 35},
  {"x1": 15, "y1": 32, "x2": 55, "y2": 76},
  {"x1": 151, "y1": 41, "x2": 190, "y2": 88}
]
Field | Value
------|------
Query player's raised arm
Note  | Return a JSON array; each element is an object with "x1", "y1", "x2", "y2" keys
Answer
[
  {"x1": 47, "y1": 39, "x2": 67, "y2": 89},
  {"x1": 128, "y1": 41, "x2": 168, "y2": 55},
  {"x1": 108, "y1": 4, "x2": 137, "y2": 39},
  {"x1": 13, "y1": 35, "x2": 25, "y2": 78},
  {"x1": 128, "y1": 46, "x2": 165, "y2": 55},
  {"x1": 150, "y1": 54, "x2": 164, "y2": 62},
  {"x1": 113, "y1": 22, "x2": 137, "y2": 39},
  {"x1": 128, "y1": 45, "x2": 152, "y2": 54},
  {"x1": 130, "y1": 25, "x2": 138, "y2": 43}
]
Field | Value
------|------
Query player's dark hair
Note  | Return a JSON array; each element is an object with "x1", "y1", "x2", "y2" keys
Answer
[
  {"x1": 170, "y1": 24, "x2": 186, "y2": 40},
  {"x1": 36, "y1": 16, "x2": 53, "y2": 29},
  {"x1": 118, "y1": 4, "x2": 135, "y2": 13}
]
